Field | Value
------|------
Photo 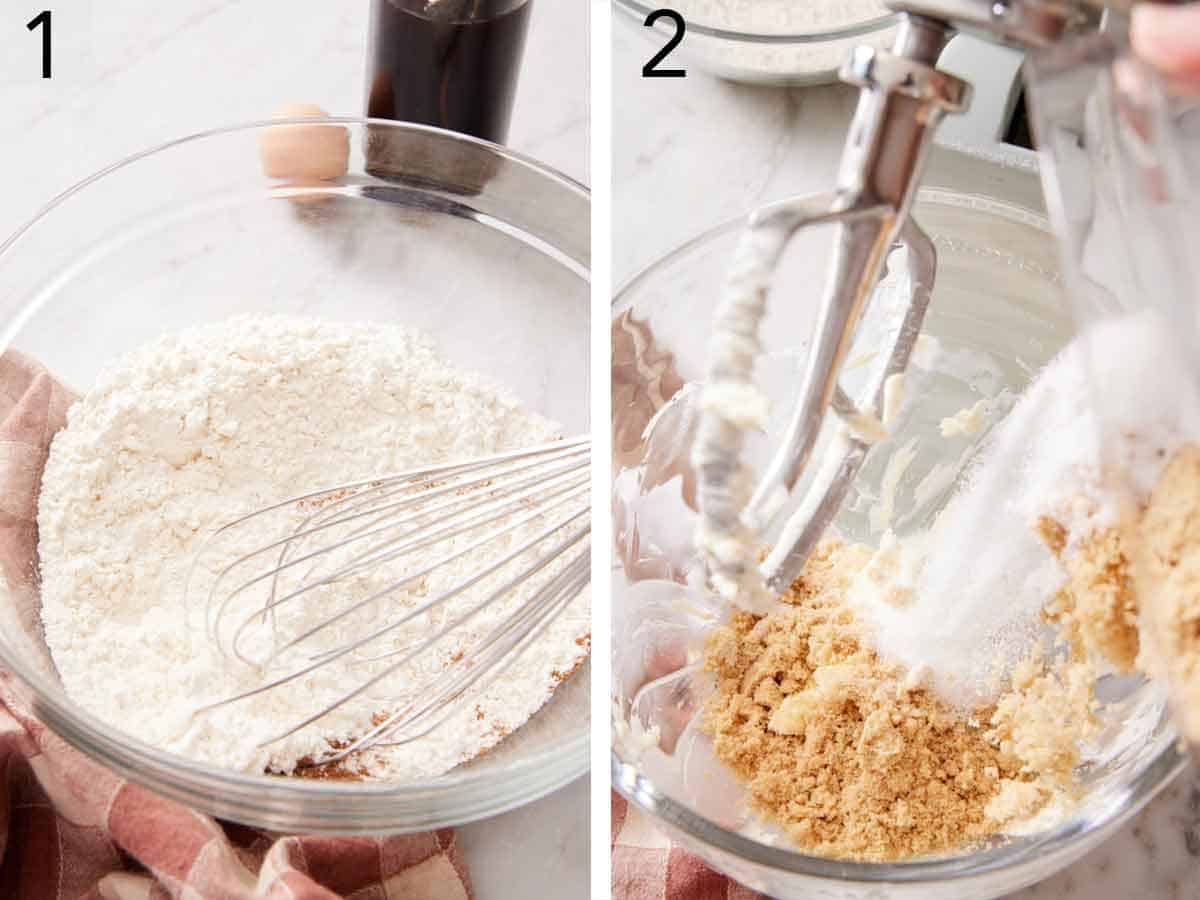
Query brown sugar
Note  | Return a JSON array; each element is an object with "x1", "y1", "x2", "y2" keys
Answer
[
  {"x1": 1033, "y1": 444, "x2": 1200, "y2": 743},
  {"x1": 1039, "y1": 522, "x2": 1140, "y2": 673},
  {"x1": 1131, "y1": 444, "x2": 1200, "y2": 743},
  {"x1": 985, "y1": 648, "x2": 1095, "y2": 779},
  {"x1": 700, "y1": 541, "x2": 1084, "y2": 861},
  {"x1": 696, "y1": 438, "x2": 1200, "y2": 861}
]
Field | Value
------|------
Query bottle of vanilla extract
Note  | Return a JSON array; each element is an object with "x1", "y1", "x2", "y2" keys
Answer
[{"x1": 366, "y1": 0, "x2": 533, "y2": 145}]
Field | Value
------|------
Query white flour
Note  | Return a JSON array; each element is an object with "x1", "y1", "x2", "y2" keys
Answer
[
  {"x1": 676, "y1": 0, "x2": 887, "y2": 29},
  {"x1": 670, "y1": 0, "x2": 895, "y2": 79},
  {"x1": 37, "y1": 314, "x2": 589, "y2": 780}
]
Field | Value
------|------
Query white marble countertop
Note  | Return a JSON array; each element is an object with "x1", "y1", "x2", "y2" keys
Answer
[
  {"x1": 613, "y1": 19, "x2": 1200, "y2": 900},
  {"x1": 0, "y1": 0, "x2": 588, "y2": 240},
  {"x1": 0, "y1": 2, "x2": 588, "y2": 898},
  {"x1": 614, "y1": 23, "x2": 855, "y2": 282}
]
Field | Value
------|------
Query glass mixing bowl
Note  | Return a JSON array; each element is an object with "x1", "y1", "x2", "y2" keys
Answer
[
  {"x1": 0, "y1": 119, "x2": 589, "y2": 834},
  {"x1": 614, "y1": 0, "x2": 897, "y2": 86},
  {"x1": 611, "y1": 189, "x2": 1186, "y2": 898}
]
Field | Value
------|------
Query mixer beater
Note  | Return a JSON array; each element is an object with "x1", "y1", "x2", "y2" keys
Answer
[{"x1": 696, "y1": 0, "x2": 1147, "y2": 598}]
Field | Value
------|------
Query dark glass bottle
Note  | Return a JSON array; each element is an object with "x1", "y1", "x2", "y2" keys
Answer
[{"x1": 366, "y1": 0, "x2": 533, "y2": 145}]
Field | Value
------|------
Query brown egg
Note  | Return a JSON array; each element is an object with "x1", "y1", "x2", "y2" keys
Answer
[{"x1": 258, "y1": 104, "x2": 350, "y2": 199}]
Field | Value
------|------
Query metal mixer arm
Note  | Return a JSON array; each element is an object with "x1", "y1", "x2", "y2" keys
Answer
[
  {"x1": 708, "y1": 18, "x2": 966, "y2": 591},
  {"x1": 705, "y1": 0, "x2": 1124, "y2": 594},
  {"x1": 888, "y1": 0, "x2": 1101, "y2": 49},
  {"x1": 758, "y1": 218, "x2": 937, "y2": 593},
  {"x1": 745, "y1": 18, "x2": 968, "y2": 520}
]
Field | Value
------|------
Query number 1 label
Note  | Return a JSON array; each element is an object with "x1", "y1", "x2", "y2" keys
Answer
[{"x1": 27, "y1": 10, "x2": 51, "y2": 79}]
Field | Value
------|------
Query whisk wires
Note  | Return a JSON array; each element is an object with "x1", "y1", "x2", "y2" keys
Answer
[{"x1": 186, "y1": 437, "x2": 590, "y2": 767}]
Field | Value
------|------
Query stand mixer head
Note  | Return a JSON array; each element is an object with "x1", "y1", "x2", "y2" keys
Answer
[{"x1": 696, "y1": 0, "x2": 1176, "y2": 597}]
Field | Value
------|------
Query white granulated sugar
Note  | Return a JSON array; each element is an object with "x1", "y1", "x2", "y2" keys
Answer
[
  {"x1": 853, "y1": 310, "x2": 1200, "y2": 708},
  {"x1": 37, "y1": 314, "x2": 589, "y2": 780}
]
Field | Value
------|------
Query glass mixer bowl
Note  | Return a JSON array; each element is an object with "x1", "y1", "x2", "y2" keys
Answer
[
  {"x1": 611, "y1": 189, "x2": 1186, "y2": 898},
  {"x1": 0, "y1": 118, "x2": 589, "y2": 833},
  {"x1": 614, "y1": 0, "x2": 897, "y2": 85}
]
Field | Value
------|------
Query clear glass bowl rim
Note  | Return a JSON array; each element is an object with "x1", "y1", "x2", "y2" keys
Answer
[
  {"x1": 0, "y1": 117, "x2": 590, "y2": 832},
  {"x1": 613, "y1": 0, "x2": 897, "y2": 45},
  {"x1": 610, "y1": 193, "x2": 1188, "y2": 882}
]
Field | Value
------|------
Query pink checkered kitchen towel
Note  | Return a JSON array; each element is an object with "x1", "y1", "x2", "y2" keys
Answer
[
  {"x1": 0, "y1": 350, "x2": 474, "y2": 900},
  {"x1": 611, "y1": 793, "x2": 764, "y2": 900}
]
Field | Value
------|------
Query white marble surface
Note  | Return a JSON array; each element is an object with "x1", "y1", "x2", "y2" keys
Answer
[
  {"x1": 614, "y1": 23, "x2": 854, "y2": 282},
  {"x1": 0, "y1": 2, "x2": 588, "y2": 899},
  {"x1": 612, "y1": 19, "x2": 1200, "y2": 900},
  {"x1": 0, "y1": 0, "x2": 588, "y2": 240}
]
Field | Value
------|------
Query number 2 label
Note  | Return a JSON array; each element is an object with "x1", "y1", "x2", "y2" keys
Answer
[{"x1": 642, "y1": 9, "x2": 686, "y2": 78}]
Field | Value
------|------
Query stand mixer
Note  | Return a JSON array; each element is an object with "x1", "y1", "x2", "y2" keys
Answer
[{"x1": 695, "y1": 0, "x2": 1190, "y2": 597}]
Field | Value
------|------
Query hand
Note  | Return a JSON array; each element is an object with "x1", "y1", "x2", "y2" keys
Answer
[{"x1": 1131, "y1": 3, "x2": 1200, "y2": 79}]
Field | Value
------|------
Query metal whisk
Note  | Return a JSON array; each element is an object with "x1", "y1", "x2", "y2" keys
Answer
[{"x1": 187, "y1": 437, "x2": 590, "y2": 768}]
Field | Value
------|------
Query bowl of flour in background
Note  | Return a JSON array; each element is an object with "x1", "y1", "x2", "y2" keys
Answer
[
  {"x1": 614, "y1": 0, "x2": 897, "y2": 85},
  {"x1": 611, "y1": 186, "x2": 1185, "y2": 897},
  {"x1": 0, "y1": 118, "x2": 590, "y2": 833}
]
